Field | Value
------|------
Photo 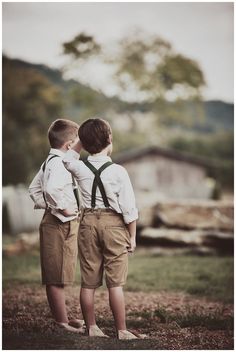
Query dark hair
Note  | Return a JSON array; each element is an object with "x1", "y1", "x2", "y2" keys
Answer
[
  {"x1": 79, "y1": 118, "x2": 112, "y2": 154},
  {"x1": 48, "y1": 119, "x2": 79, "y2": 148}
]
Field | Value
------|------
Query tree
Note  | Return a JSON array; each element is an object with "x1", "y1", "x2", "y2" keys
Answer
[
  {"x1": 62, "y1": 30, "x2": 206, "y2": 126},
  {"x1": 3, "y1": 57, "x2": 62, "y2": 185},
  {"x1": 63, "y1": 33, "x2": 101, "y2": 59},
  {"x1": 62, "y1": 30, "x2": 206, "y2": 127}
]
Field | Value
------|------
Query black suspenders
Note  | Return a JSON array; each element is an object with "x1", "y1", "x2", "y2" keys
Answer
[
  {"x1": 71, "y1": 177, "x2": 80, "y2": 210},
  {"x1": 42, "y1": 154, "x2": 59, "y2": 172},
  {"x1": 82, "y1": 160, "x2": 113, "y2": 208},
  {"x1": 42, "y1": 154, "x2": 80, "y2": 209}
]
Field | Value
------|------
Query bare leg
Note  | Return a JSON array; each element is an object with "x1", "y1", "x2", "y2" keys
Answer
[
  {"x1": 108, "y1": 286, "x2": 126, "y2": 331},
  {"x1": 80, "y1": 288, "x2": 96, "y2": 328},
  {"x1": 46, "y1": 284, "x2": 68, "y2": 323}
]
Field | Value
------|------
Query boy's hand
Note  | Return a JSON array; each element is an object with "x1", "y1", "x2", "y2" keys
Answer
[
  {"x1": 60, "y1": 207, "x2": 79, "y2": 217},
  {"x1": 126, "y1": 220, "x2": 136, "y2": 253},
  {"x1": 128, "y1": 237, "x2": 136, "y2": 253}
]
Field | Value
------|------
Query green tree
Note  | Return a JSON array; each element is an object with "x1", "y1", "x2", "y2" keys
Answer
[
  {"x1": 62, "y1": 30, "x2": 206, "y2": 126},
  {"x1": 63, "y1": 32, "x2": 101, "y2": 60},
  {"x1": 3, "y1": 57, "x2": 62, "y2": 185},
  {"x1": 113, "y1": 32, "x2": 205, "y2": 100}
]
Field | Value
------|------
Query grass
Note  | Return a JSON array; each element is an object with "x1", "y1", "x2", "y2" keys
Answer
[
  {"x1": 2, "y1": 250, "x2": 233, "y2": 303},
  {"x1": 126, "y1": 253, "x2": 234, "y2": 303},
  {"x1": 3, "y1": 251, "x2": 41, "y2": 284}
]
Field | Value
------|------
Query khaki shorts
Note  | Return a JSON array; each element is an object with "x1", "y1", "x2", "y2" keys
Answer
[
  {"x1": 39, "y1": 211, "x2": 79, "y2": 285},
  {"x1": 78, "y1": 209, "x2": 131, "y2": 289}
]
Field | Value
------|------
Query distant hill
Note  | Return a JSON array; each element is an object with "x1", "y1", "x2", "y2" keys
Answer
[
  {"x1": 202, "y1": 100, "x2": 234, "y2": 132},
  {"x1": 3, "y1": 56, "x2": 234, "y2": 133},
  {"x1": 2, "y1": 56, "x2": 123, "y2": 116}
]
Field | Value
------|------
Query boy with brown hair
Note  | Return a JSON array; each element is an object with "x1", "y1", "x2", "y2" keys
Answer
[
  {"x1": 29, "y1": 119, "x2": 84, "y2": 333},
  {"x1": 63, "y1": 118, "x2": 138, "y2": 339}
]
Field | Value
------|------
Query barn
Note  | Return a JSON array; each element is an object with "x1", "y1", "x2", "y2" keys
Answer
[{"x1": 113, "y1": 146, "x2": 216, "y2": 207}]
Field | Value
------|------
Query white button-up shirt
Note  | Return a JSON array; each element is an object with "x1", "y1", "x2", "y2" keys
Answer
[
  {"x1": 63, "y1": 150, "x2": 138, "y2": 224},
  {"x1": 29, "y1": 148, "x2": 78, "y2": 223}
]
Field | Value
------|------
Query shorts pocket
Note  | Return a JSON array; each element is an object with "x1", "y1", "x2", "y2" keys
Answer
[
  {"x1": 105, "y1": 225, "x2": 131, "y2": 248},
  {"x1": 105, "y1": 225, "x2": 130, "y2": 239}
]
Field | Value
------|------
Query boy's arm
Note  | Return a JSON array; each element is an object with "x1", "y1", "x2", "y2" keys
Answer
[
  {"x1": 28, "y1": 169, "x2": 46, "y2": 209},
  {"x1": 118, "y1": 167, "x2": 138, "y2": 252},
  {"x1": 126, "y1": 220, "x2": 137, "y2": 253},
  {"x1": 45, "y1": 162, "x2": 78, "y2": 217},
  {"x1": 62, "y1": 140, "x2": 83, "y2": 177},
  {"x1": 118, "y1": 167, "x2": 138, "y2": 223}
]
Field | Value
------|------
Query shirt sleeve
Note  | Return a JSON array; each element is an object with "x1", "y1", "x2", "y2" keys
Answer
[
  {"x1": 28, "y1": 169, "x2": 46, "y2": 209},
  {"x1": 62, "y1": 149, "x2": 81, "y2": 178},
  {"x1": 117, "y1": 167, "x2": 139, "y2": 224},
  {"x1": 44, "y1": 159, "x2": 74, "y2": 211}
]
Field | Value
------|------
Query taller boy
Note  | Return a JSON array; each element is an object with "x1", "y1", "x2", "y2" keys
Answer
[
  {"x1": 63, "y1": 118, "x2": 139, "y2": 339},
  {"x1": 29, "y1": 119, "x2": 82, "y2": 332}
]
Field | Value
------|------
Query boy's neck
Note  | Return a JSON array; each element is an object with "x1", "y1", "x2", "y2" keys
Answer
[
  {"x1": 92, "y1": 150, "x2": 109, "y2": 157},
  {"x1": 91, "y1": 145, "x2": 111, "y2": 157},
  {"x1": 53, "y1": 147, "x2": 67, "y2": 153}
]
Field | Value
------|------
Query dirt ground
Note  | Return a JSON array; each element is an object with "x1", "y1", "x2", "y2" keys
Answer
[{"x1": 2, "y1": 285, "x2": 234, "y2": 350}]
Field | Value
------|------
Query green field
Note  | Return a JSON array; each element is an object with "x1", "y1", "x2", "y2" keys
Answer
[{"x1": 3, "y1": 250, "x2": 234, "y2": 303}]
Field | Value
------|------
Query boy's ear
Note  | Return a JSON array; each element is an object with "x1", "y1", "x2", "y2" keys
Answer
[
  {"x1": 64, "y1": 140, "x2": 72, "y2": 150},
  {"x1": 108, "y1": 134, "x2": 112, "y2": 143}
]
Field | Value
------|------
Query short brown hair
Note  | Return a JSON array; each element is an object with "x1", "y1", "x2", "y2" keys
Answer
[
  {"x1": 79, "y1": 118, "x2": 112, "y2": 154},
  {"x1": 48, "y1": 119, "x2": 79, "y2": 148}
]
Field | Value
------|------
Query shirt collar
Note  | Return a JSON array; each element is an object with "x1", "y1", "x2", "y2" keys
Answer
[
  {"x1": 49, "y1": 148, "x2": 66, "y2": 158},
  {"x1": 88, "y1": 154, "x2": 112, "y2": 162}
]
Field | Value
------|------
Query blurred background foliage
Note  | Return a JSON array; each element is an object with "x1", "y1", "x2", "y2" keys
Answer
[{"x1": 2, "y1": 31, "x2": 233, "y2": 189}]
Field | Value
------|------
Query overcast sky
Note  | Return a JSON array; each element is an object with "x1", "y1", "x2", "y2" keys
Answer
[{"x1": 2, "y1": 2, "x2": 234, "y2": 102}]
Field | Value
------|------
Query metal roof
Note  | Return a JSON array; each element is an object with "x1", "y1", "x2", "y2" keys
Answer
[{"x1": 113, "y1": 145, "x2": 219, "y2": 168}]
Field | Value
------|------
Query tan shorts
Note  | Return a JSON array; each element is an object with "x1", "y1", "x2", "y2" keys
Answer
[
  {"x1": 78, "y1": 209, "x2": 131, "y2": 289},
  {"x1": 39, "y1": 211, "x2": 79, "y2": 285}
]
